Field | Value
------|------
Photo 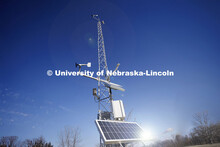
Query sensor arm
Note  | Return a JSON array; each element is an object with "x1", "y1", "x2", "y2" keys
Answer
[
  {"x1": 92, "y1": 14, "x2": 100, "y2": 21},
  {"x1": 107, "y1": 63, "x2": 120, "y2": 81},
  {"x1": 75, "y1": 62, "x2": 91, "y2": 72},
  {"x1": 82, "y1": 74, "x2": 125, "y2": 91},
  {"x1": 113, "y1": 63, "x2": 120, "y2": 72},
  {"x1": 75, "y1": 62, "x2": 125, "y2": 91}
]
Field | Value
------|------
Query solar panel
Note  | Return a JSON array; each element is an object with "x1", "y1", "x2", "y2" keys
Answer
[{"x1": 95, "y1": 120, "x2": 144, "y2": 144}]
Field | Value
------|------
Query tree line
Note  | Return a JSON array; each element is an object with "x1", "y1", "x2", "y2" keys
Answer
[
  {"x1": 0, "y1": 136, "x2": 53, "y2": 147},
  {"x1": 148, "y1": 112, "x2": 220, "y2": 147},
  {"x1": 0, "y1": 126, "x2": 81, "y2": 147}
]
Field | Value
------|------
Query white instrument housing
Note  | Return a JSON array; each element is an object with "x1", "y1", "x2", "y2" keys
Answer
[{"x1": 112, "y1": 100, "x2": 126, "y2": 121}]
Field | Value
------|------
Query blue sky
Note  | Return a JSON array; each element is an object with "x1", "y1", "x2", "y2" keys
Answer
[{"x1": 0, "y1": 0, "x2": 220, "y2": 146}]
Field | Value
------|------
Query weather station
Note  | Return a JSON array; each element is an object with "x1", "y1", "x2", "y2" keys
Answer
[{"x1": 76, "y1": 15, "x2": 147, "y2": 147}]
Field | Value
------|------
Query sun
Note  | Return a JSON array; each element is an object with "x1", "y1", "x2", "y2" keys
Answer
[{"x1": 141, "y1": 130, "x2": 154, "y2": 140}]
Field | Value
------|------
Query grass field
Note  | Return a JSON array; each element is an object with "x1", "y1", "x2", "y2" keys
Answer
[{"x1": 186, "y1": 143, "x2": 220, "y2": 147}]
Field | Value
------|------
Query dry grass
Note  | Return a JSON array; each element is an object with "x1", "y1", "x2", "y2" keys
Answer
[{"x1": 186, "y1": 143, "x2": 220, "y2": 147}]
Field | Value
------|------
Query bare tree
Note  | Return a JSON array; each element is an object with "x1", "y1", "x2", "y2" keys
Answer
[
  {"x1": 0, "y1": 136, "x2": 18, "y2": 147},
  {"x1": 21, "y1": 136, "x2": 53, "y2": 147},
  {"x1": 125, "y1": 109, "x2": 133, "y2": 121},
  {"x1": 58, "y1": 127, "x2": 81, "y2": 147},
  {"x1": 0, "y1": 136, "x2": 8, "y2": 146},
  {"x1": 8, "y1": 136, "x2": 18, "y2": 147},
  {"x1": 191, "y1": 112, "x2": 214, "y2": 144},
  {"x1": 22, "y1": 139, "x2": 33, "y2": 147},
  {"x1": 146, "y1": 112, "x2": 220, "y2": 147},
  {"x1": 193, "y1": 111, "x2": 209, "y2": 126},
  {"x1": 190, "y1": 112, "x2": 220, "y2": 145},
  {"x1": 125, "y1": 109, "x2": 137, "y2": 122}
]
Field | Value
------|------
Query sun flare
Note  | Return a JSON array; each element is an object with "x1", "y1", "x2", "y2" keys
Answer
[{"x1": 141, "y1": 130, "x2": 154, "y2": 140}]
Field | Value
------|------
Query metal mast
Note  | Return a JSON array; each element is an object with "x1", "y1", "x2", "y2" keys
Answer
[
  {"x1": 92, "y1": 15, "x2": 113, "y2": 120},
  {"x1": 90, "y1": 15, "x2": 127, "y2": 147}
]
